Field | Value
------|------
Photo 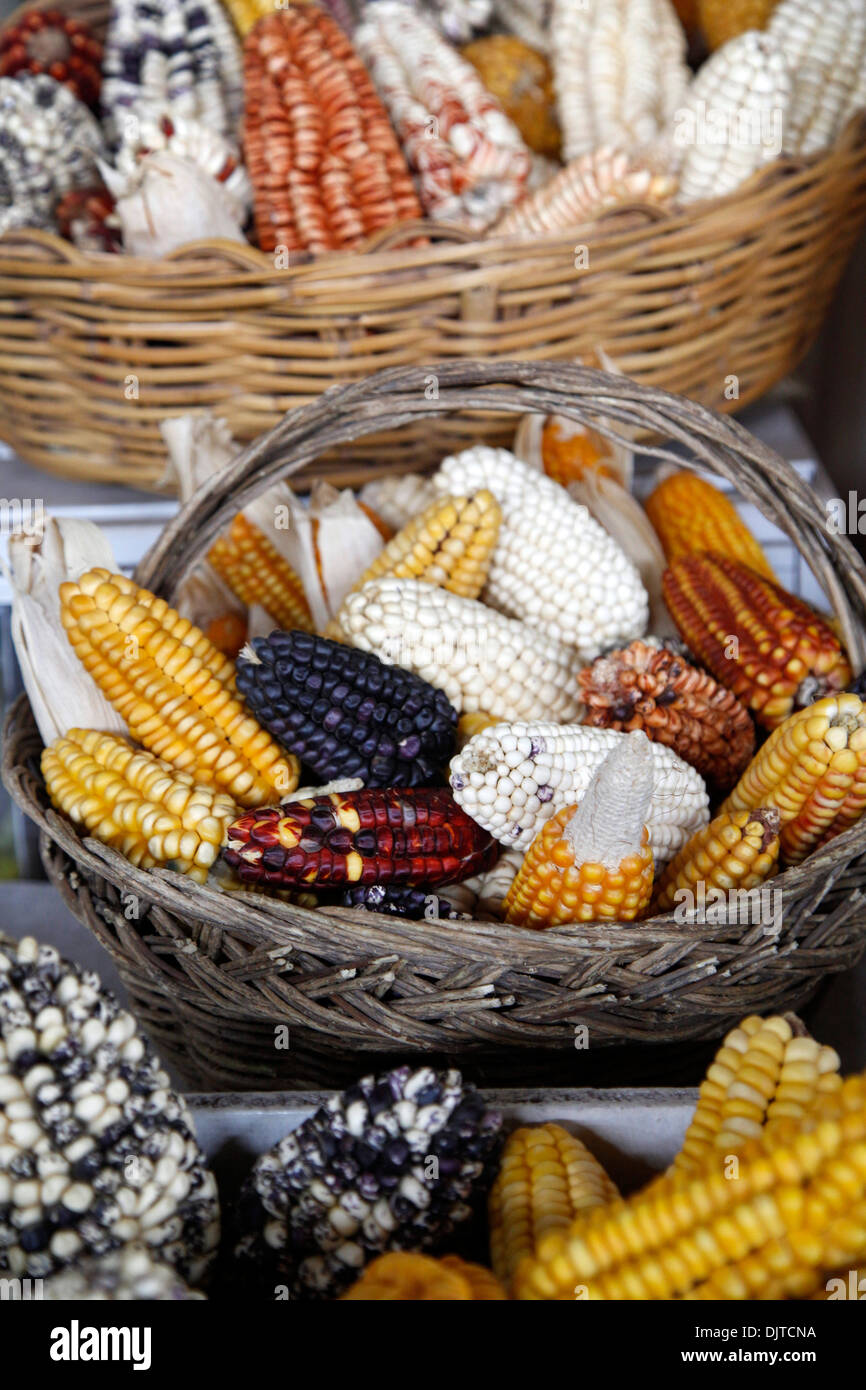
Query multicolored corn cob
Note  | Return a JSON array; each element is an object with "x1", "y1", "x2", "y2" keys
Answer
[
  {"x1": 347, "y1": 491, "x2": 501, "y2": 601},
  {"x1": 42, "y1": 728, "x2": 238, "y2": 883},
  {"x1": 579, "y1": 639, "x2": 756, "y2": 794},
  {"x1": 0, "y1": 7, "x2": 103, "y2": 108},
  {"x1": 340, "y1": 883, "x2": 464, "y2": 919},
  {"x1": 243, "y1": 8, "x2": 423, "y2": 255},
  {"x1": 503, "y1": 733, "x2": 655, "y2": 928},
  {"x1": 663, "y1": 552, "x2": 852, "y2": 729},
  {"x1": 721, "y1": 692, "x2": 866, "y2": 865},
  {"x1": 432, "y1": 446, "x2": 648, "y2": 658},
  {"x1": 236, "y1": 629, "x2": 456, "y2": 786},
  {"x1": 359, "y1": 474, "x2": 438, "y2": 533},
  {"x1": 341, "y1": 1252, "x2": 507, "y2": 1300},
  {"x1": 652, "y1": 807, "x2": 781, "y2": 914},
  {"x1": 450, "y1": 721, "x2": 709, "y2": 861},
  {"x1": 514, "y1": 1072, "x2": 866, "y2": 1300},
  {"x1": 354, "y1": 0, "x2": 531, "y2": 229},
  {"x1": 497, "y1": 146, "x2": 676, "y2": 237},
  {"x1": 208, "y1": 512, "x2": 313, "y2": 632},
  {"x1": 59, "y1": 569, "x2": 298, "y2": 807},
  {"x1": 489, "y1": 1124, "x2": 619, "y2": 1295},
  {"x1": 645, "y1": 471, "x2": 776, "y2": 580},
  {"x1": 335, "y1": 577, "x2": 584, "y2": 724},
  {"x1": 223, "y1": 787, "x2": 497, "y2": 889}
]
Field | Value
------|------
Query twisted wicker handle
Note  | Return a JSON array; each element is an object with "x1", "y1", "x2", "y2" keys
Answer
[{"x1": 136, "y1": 360, "x2": 866, "y2": 669}]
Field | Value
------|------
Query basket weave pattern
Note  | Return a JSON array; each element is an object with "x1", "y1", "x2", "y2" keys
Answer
[{"x1": 4, "y1": 361, "x2": 866, "y2": 1090}]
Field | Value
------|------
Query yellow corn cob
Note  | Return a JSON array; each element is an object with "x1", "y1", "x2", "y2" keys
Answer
[
  {"x1": 489, "y1": 1124, "x2": 619, "y2": 1295},
  {"x1": 41, "y1": 729, "x2": 238, "y2": 883},
  {"x1": 456, "y1": 710, "x2": 498, "y2": 749},
  {"x1": 652, "y1": 807, "x2": 780, "y2": 914},
  {"x1": 514, "y1": 1072, "x2": 866, "y2": 1300},
  {"x1": 646, "y1": 471, "x2": 775, "y2": 579},
  {"x1": 439, "y1": 1256, "x2": 509, "y2": 1301},
  {"x1": 341, "y1": 1252, "x2": 508, "y2": 1300},
  {"x1": 713, "y1": 1016, "x2": 793, "y2": 1152},
  {"x1": 208, "y1": 512, "x2": 313, "y2": 632},
  {"x1": 347, "y1": 491, "x2": 501, "y2": 602},
  {"x1": 59, "y1": 569, "x2": 299, "y2": 807},
  {"x1": 223, "y1": 0, "x2": 314, "y2": 36},
  {"x1": 721, "y1": 692, "x2": 866, "y2": 865}
]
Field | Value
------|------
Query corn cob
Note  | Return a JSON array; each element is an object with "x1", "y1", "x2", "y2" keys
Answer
[
  {"x1": 335, "y1": 577, "x2": 584, "y2": 724},
  {"x1": 645, "y1": 472, "x2": 776, "y2": 580},
  {"x1": 652, "y1": 807, "x2": 781, "y2": 914},
  {"x1": 354, "y1": 1, "x2": 531, "y2": 230},
  {"x1": 673, "y1": 1016, "x2": 766, "y2": 1175},
  {"x1": 341, "y1": 1252, "x2": 507, "y2": 1300},
  {"x1": 59, "y1": 568, "x2": 298, "y2": 807},
  {"x1": 699, "y1": 0, "x2": 778, "y2": 49},
  {"x1": 472, "y1": 848, "x2": 525, "y2": 919},
  {"x1": 0, "y1": 73, "x2": 105, "y2": 236},
  {"x1": 460, "y1": 34, "x2": 560, "y2": 157},
  {"x1": 223, "y1": 787, "x2": 497, "y2": 889},
  {"x1": 768, "y1": 0, "x2": 866, "y2": 155},
  {"x1": 208, "y1": 512, "x2": 313, "y2": 633},
  {"x1": 503, "y1": 732, "x2": 655, "y2": 928},
  {"x1": 457, "y1": 711, "x2": 498, "y2": 749},
  {"x1": 579, "y1": 639, "x2": 755, "y2": 795},
  {"x1": 358, "y1": 474, "x2": 438, "y2": 533},
  {"x1": 497, "y1": 146, "x2": 677, "y2": 237},
  {"x1": 514, "y1": 1072, "x2": 866, "y2": 1300},
  {"x1": 539, "y1": 417, "x2": 615, "y2": 489},
  {"x1": 347, "y1": 491, "x2": 501, "y2": 601},
  {"x1": 340, "y1": 883, "x2": 465, "y2": 919},
  {"x1": 425, "y1": 0, "x2": 494, "y2": 43},
  {"x1": 489, "y1": 1124, "x2": 619, "y2": 1295},
  {"x1": 0, "y1": 8, "x2": 103, "y2": 108},
  {"x1": 42, "y1": 728, "x2": 238, "y2": 883},
  {"x1": 721, "y1": 692, "x2": 866, "y2": 865},
  {"x1": 243, "y1": 9, "x2": 423, "y2": 255},
  {"x1": 492, "y1": 0, "x2": 552, "y2": 52},
  {"x1": 223, "y1": 0, "x2": 289, "y2": 38},
  {"x1": 432, "y1": 446, "x2": 648, "y2": 659},
  {"x1": 236, "y1": 629, "x2": 457, "y2": 786},
  {"x1": 450, "y1": 721, "x2": 709, "y2": 861},
  {"x1": 663, "y1": 552, "x2": 852, "y2": 730}
]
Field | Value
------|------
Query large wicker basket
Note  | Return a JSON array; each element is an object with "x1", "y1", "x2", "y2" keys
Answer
[
  {"x1": 4, "y1": 361, "x2": 866, "y2": 1090},
  {"x1": 2, "y1": 1, "x2": 866, "y2": 487}
]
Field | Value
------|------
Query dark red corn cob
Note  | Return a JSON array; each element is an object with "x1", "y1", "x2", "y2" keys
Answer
[
  {"x1": 236, "y1": 630, "x2": 457, "y2": 787},
  {"x1": 223, "y1": 788, "x2": 497, "y2": 889},
  {"x1": 341, "y1": 884, "x2": 463, "y2": 919}
]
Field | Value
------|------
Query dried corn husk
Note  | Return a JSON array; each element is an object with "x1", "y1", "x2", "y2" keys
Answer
[
  {"x1": 267, "y1": 483, "x2": 385, "y2": 631},
  {"x1": 99, "y1": 151, "x2": 247, "y2": 256},
  {"x1": 497, "y1": 146, "x2": 676, "y2": 237},
  {"x1": 113, "y1": 115, "x2": 251, "y2": 221}
]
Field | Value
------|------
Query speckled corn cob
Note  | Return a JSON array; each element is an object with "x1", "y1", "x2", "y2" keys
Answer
[
  {"x1": 340, "y1": 883, "x2": 464, "y2": 919},
  {"x1": 208, "y1": 512, "x2": 313, "y2": 633},
  {"x1": 663, "y1": 552, "x2": 852, "y2": 729},
  {"x1": 652, "y1": 808, "x2": 781, "y2": 914},
  {"x1": 489, "y1": 1124, "x2": 618, "y2": 1295},
  {"x1": 236, "y1": 629, "x2": 456, "y2": 786},
  {"x1": 348, "y1": 491, "x2": 501, "y2": 601},
  {"x1": 59, "y1": 568, "x2": 298, "y2": 806},
  {"x1": 503, "y1": 732, "x2": 655, "y2": 927},
  {"x1": 335, "y1": 577, "x2": 584, "y2": 724},
  {"x1": 223, "y1": 787, "x2": 497, "y2": 889},
  {"x1": 359, "y1": 474, "x2": 438, "y2": 533},
  {"x1": 645, "y1": 472, "x2": 776, "y2": 580},
  {"x1": 514, "y1": 1073, "x2": 866, "y2": 1300},
  {"x1": 497, "y1": 146, "x2": 676, "y2": 237},
  {"x1": 342, "y1": 1252, "x2": 507, "y2": 1300},
  {"x1": 41, "y1": 728, "x2": 238, "y2": 883},
  {"x1": 433, "y1": 446, "x2": 648, "y2": 659},
  {"x1": 579, "y1": 639, "x2": 755, "y2": 795},
  {"x1": 721, "y1": 692, "x2": 866, "y2": 865},
  {"x1": 450, "y1": 721, "x2": 709, "y2": 862}
]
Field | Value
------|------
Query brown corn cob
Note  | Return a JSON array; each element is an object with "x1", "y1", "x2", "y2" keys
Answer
[
  {"x1": 41, "y1": 728, "x2": 238, "y2": 883},
  {"x1": 208, "y1": 512, "x2": 313, "y2": 632},
  {"x1": 223, "y1": 787, "x2": 498, "y2": 889},
  {"x1": 341, "y1": 1252, "x2": 507, "y2": 1300},
  {"x1": 489, "y1": 1124, "x2": 619, "y2": 1295},
  {"x1": 348, "y1": 491, "x2": 501, "y2": 601},
  {"x1": 646, "y1": 471, "x2": 776, "y2": 579},
  {"x1": 59, "y1": 569, "x2": 298, "y2": 807},
  {"x1": 243, "y1": 9, "x2": 423, "y2": 255},
  {"x1": 456, "y1": 710, "x2": 498, "y2": 749},
  {"x1": 652, "y1": 808, "x2": 780, "y2": 914},
  {"x1": 721, "y1": 692, "x2": 866, "y2": 865},
  {"x1": 579, "y1": 639, "x2": 755, "y2": 794},
  {"x1": 663, "y1": 552, "x2": 851, "y2": 729}
]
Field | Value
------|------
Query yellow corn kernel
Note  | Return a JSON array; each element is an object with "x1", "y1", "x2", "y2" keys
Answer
[
  {"x1": 645, "y1": 470, "x2": 775, "y2": 579},
  {"x1": 456, "y1": 710, "x2": 499, "y2": 749},
  {"x1": 208, "y1": 512, "x2": 313, "y2": 633},
  {"x1": 348, "y1": 491, "x2": 501, "y2": 601},
  {"x1": 653, "y1": 807, "x2": 780, "y2": 913}
]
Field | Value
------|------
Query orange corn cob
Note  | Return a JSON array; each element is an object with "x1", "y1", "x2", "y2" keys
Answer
[
  {"x1": 646, "y1": 471, "x2": 775, "y2": 579},
  {"x1": 341, "y1": 1252, "x2": 507, "y2": 1300},
  {"x1": 540, "y1": 418, "x2": 616, "y2": 488},
  {"x1": 208, "y1": 512, "x2": 313, "y2": 633},
  {"x1": 721, "y1": 692, "x2": 866, "y2": 865},
  {"x1": 204, "y1": 610, "x2": 248, "y2": 658},
  {"x1": 652, "y1": 807, "x2": 780, "y2": 914},
  {"x1": 348, "y1": 491, "x2": 501, "y2": 601},
  {"x1": 663, "y1": 552, "x2": 851, "y2": 729}
]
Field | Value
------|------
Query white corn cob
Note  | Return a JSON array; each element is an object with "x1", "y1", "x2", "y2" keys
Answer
[
  {"x1": 354, "y1": 0, "x2": 532, "y2": 229},
  {"x1": 497, "y1": 146, "x2": 678, "y2": 236},
  {"x1": 767, "y1": 0, "x2": 866, "y2": 154},
  {"x1": 422, "y1": 0, "x2": 493, "y2": 42},
  {"x1": 334, "y1": 577, "x2": 584, "y2": 724},
  {"x1": 670, "y1": 32, "x2": 793, "y2": 203},
  {"x1": 551, "y1": 0, "x2": 690, "y2": 162},
  {"x1": 359, "y1": 474, "x2": 439, "y2": 532},
  {"x1": 492, "y1": 0, "x2": 553, "y2": 52},
  {"x1": 432, "y1": 446, "x2": 648, "y2": 658},
  {"x1": 449, "y1": 721, "x2": 709, "y2": 859}
]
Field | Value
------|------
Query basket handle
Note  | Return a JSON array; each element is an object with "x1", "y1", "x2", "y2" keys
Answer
[{"x1": 135, "y1": 360, "x2": 866, "y2": 671}]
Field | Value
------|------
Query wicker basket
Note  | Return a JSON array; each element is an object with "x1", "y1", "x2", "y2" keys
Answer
[
  {"x1": 2, "y1": 1, "x2": 866, "y2": 488},
  {"x1": 4, "y1": 360, "x2": 866, "y2": 1090}
]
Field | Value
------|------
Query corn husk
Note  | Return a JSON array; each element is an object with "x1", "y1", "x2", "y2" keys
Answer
[
  {"x1": 5, "y1": 518, "x2": 127, "y2": 744},
  {"x1": 99, "y1": 151, "x2": 246, "y2": 257}
]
